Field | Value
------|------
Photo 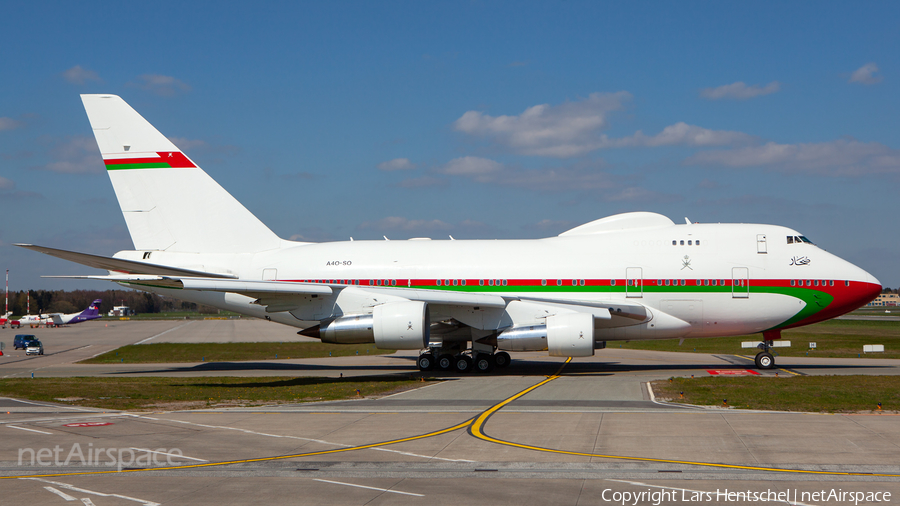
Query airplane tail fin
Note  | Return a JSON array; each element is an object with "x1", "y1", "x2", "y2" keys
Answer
[
  {"x1": 81, "y1": 94, "x2": 284, "y2": 254},
  {"x1": 80, "y1": 299, "x2": 102, "y2": 318}
]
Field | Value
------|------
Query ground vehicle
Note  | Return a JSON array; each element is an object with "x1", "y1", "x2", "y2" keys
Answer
[
  {"x1": 13, "y1": 334, "x2": 38, "y2": 350},
  {"x1": 25, "y1": 339, "x2": 44, "y2": 356}
]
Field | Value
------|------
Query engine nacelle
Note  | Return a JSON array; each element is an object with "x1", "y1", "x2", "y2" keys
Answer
[
  {"x1": 547, "y1": 313, "x2": 594, "y2": 357},
  {"x1": 373, "y1": 301, "x2": 430, "y2": 350},
  {"x1": 497, "y1": 325, "x2": 547, "y2": 352},
  {"x1": 319, "y1": 314, "x2": 374, "y2": 344}
]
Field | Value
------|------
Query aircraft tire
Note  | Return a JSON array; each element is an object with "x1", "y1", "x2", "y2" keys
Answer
[
  {"x1": 474, "y1": 353, "x2": 494, "y2": 373},
  {"x1": 417, "y1": 353, "x2": 436, "y2": 371},
  {"x1": 755, "y1": 352, "x2": 775, "y2": 369},
  {"x1": 454, "y1": 355, "x2": 472, "y2": 373},
  {"x1": 494, "y1": 351, "x2": 511, "y2": 368},
  {"x1": 437, "y1": 354, "x2": 454, "y2": 371}
]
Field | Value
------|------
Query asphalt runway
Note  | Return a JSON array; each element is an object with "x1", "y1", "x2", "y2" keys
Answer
[{"x1": 2, "y1": 320, "x2": 900, "y2": 505}]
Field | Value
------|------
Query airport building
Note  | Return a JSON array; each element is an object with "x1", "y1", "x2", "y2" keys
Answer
[{"x1": 866, "y1": 293, "x2": 899, "y2": 307}]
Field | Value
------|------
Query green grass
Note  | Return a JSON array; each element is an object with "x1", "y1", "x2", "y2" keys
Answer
[
  {"x1": 618, "y1": 320, "x2": 900, "y2": 358},
  {"x1": 79, "y1": 342, "x2": 394, "y2": 364},
  {"x1": 652, "y1": 375, "x2": 900, "y2": 412},
  {"x1": 0, "y1": 376, "x2": 427, "y2": 411}
]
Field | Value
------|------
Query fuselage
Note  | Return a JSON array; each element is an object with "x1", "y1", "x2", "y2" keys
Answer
[{"x1": 113, "y1": 219, "x2": 880, "y2": 340}]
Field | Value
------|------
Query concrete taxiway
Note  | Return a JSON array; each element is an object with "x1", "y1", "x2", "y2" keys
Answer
[{"x1": 2, "y1": 319, "x2": 899, "y2": 505}]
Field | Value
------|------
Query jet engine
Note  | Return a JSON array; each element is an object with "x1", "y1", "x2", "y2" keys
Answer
[
  {"x1": 497, "y1": 312, "x2": 595, "y2": 357},
  {"x1": 305, "y1": 300, "x2": 429, "y2": 350}
]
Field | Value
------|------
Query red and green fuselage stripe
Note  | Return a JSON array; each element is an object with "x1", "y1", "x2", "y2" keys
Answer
[{"x1": 104, "y1": 152, "x2": 196, "y2": 170}]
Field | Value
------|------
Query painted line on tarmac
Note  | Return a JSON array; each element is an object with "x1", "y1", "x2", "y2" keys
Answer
[
  {"x1": 313, "y1": 478, "x2": 424, "y2": 497},
  {"x1": 129, "y1": 448, "x2": 207, "y2": 462},
  {"x1": 468, "y1": 360, "x2": 900, "y2": 478},
  {"x1": 0, "y1": 397, "x2": 100, "y2": 412},
  {"x1": 7, "y1": 425, "x2": 53, "y2": 434},
  {"x1": 134, "y1": 415, "x2": 474, "y2": 462},
  {"x1": 134, "y1": 321, "x2": 194, "y2": 345},
  {"x1": 23, "y1": 478, "x2": 160, "y2": 506},
  {"x1": 43, "y1": 486, "x2": 78, "y2": 501}
]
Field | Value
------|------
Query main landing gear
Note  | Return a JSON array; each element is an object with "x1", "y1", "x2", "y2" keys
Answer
[{"x1": 417, "y1": 348, "x2": 511, "y2": 374}]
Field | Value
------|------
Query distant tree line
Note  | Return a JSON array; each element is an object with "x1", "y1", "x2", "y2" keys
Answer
[
  {"x1": 882, "y1": 287, "x2": 897, "y2": 294},
  {"x1": 3, "y1": 289, "x2": 221, "y2": 316}
]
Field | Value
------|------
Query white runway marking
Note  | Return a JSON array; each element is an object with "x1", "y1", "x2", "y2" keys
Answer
[
  {"x1": 0, "y1": 396, "x2": 98, "y2": 412},
  {"x1": 136, "y1": 414, "x2": 475, "y2": 462},
  {"x1": 314, "y1": 478, "x2": 424, "y2": 497},
  {"x1": 44, "y1": 486, "x2": 77, "y2": 501},
  {"x1": 7, "y1": 425, "x2": 53, "y2": 434},
  {"x1": 81, "y1": 498, "x2": 96, "y2": 506},
  {"x1": 129, "y1": 447, "x2": 208, "y2": 462},
  {"x1": 23, "y1": 478, "x2": 161, "y2": 506},
  {"x1": 134, "y1": 321, "x2": 194, "y2": 345}
]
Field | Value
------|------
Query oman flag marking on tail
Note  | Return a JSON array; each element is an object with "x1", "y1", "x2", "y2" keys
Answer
[{"x1": 103, "y1": 151, "x2": 196, "y2": 170}]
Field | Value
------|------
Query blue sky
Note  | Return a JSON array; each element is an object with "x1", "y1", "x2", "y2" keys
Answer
[{"x1": 1, "y1": 1, "x2": 898, "y2": 291}]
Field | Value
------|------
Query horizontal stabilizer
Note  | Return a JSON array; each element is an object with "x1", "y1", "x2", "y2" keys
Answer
[{"x1": 15, "y1": 244, "x2": 236, "y2": 278}]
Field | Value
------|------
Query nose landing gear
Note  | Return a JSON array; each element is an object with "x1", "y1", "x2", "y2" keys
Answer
[{"x1": 754, "y1": 340, "x2": 776, "y2": 370}]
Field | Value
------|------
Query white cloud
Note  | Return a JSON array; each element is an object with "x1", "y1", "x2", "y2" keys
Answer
[
  {"x1": 130, "y1": 74, "x2": 191, "y2": 96},
  {"x1": 358, "y1": 216, "x2": 454, "y2": 233},
  {"x1": 62, "y1": 65, "x2": 102, "y2": 85},
  {"x1": 0, "y1": 176, "x2": 14, "y2": 190},
  {"x1": 453, "y1": 92, "x2": 632, "y2": 157},
  {"x1": 849, "y1": 63, "x2": 882, "y2": 85},
  {"x1": 0, "y1": 117, "x2": 21, "y2": 131},
  {"x1": 700, "y1": 81, "x2": 780, "y2": 100},
  {"x1": 396, "y1": 176, "x2": 448, "y2": 188},
  {"x1": 356, "y1": 217, "x2": 492, "y2": 238},
  {"x1": 377, "y1": 158, "x2": 416, "y2": 171},
  {"x1": 37, "y1": 136, "x2": 104, "y2": 174},
  {"x1": 168, "y1": 137, "x2": 208, "y2": 150},
  {"x1": 685, "y1": 139, "x2": 900, "y2": 176},
  {"x1": 438, "y1": 156, "x2": 505, "y2": 178},
  {"x1": 435, "y1": 156, "x2": 620, "y2": 192},
  {"x1": 618, "y1": 122, "x2": 756, "y2": 148}
]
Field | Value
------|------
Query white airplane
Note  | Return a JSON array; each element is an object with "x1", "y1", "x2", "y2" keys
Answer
[{"x1": 17, "y1": 95, "x2": 881, "y2": 372}]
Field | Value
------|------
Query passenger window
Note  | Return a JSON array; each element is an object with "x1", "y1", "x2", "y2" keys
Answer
[
  {"x1": 557, "y1": 279, "x2": 562, "y2": 286},
  {"x1": 571, "y1": 279, "x2": 577, "y2": 286},
  {"x1": 696, "y1": 240, "x2": 700, "y2": 246},
  {"x1": 580, "y1": 279, "x2": 585, "y2": 286},
  {"x1": 814, "y1": 280, "x2": 819, "y2": 286},
  {"x1": 829, "y1": 280, "x2": 833, "y2": 286},
  {"x1": 791, "y1": 280, "x2": 795, "y2": 286},
  {"x1": 665, "y1": 280, "x2": 670, "y2": 286},
  {"x1": 704, "y1": 280, "x2": 709, "y2": 286},
  {"x1": 479, "y1": 280, "x2": 484, "y2": 286},
  {"x1": 611, "y1": 279, "x2": 616, "y2": 286},
  {"x1": 436, "y1": 279, "x2": 441, "y2": 286},
  {"x1": 461, "y1": 280, "x2": 466, "y2": 286},
  {"x1": 688, "y1": 240, "x2": 692, "y2": 245},
  {"x1": 502, "y1": 280, "x2": 507, "y2": 286},
  {"x1": 680, "y1": 240, "x2": 684, "y2": 245},
  {"x1": 488, "y1": 280, "x2": 494, "y2": 286},
  {"x1": 452, "y1": 280, "x2": 457, "y2": 286},
  {"x1": 845, "y1": 280, "x2": 850, "y2": 286},
  {"x1": 541, "y1": 279, "x2": 547, "y2": 286},
  {"x1": 672, "y1": 240, "x2": 676, "y2": 245}
]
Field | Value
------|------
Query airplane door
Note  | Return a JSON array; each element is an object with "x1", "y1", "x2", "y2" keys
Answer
[
  {"x1": 732, "y1": 267, "x2": 749, "y2": 298},
  {"x1": 626, "y1": 267, "x2": 643, "y2": 298},
  {"x1": 757, "y1": 234, "x2": 767, "y2": 254}
]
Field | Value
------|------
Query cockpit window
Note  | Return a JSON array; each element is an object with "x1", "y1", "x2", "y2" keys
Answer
[{"x1": 787, "y1": 235, "x2": 814, "y2": 245}]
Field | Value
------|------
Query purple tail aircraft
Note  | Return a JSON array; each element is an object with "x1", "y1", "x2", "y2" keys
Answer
[{"x1": 49, "y1": 299, "x2": 102, "y2": 325}]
